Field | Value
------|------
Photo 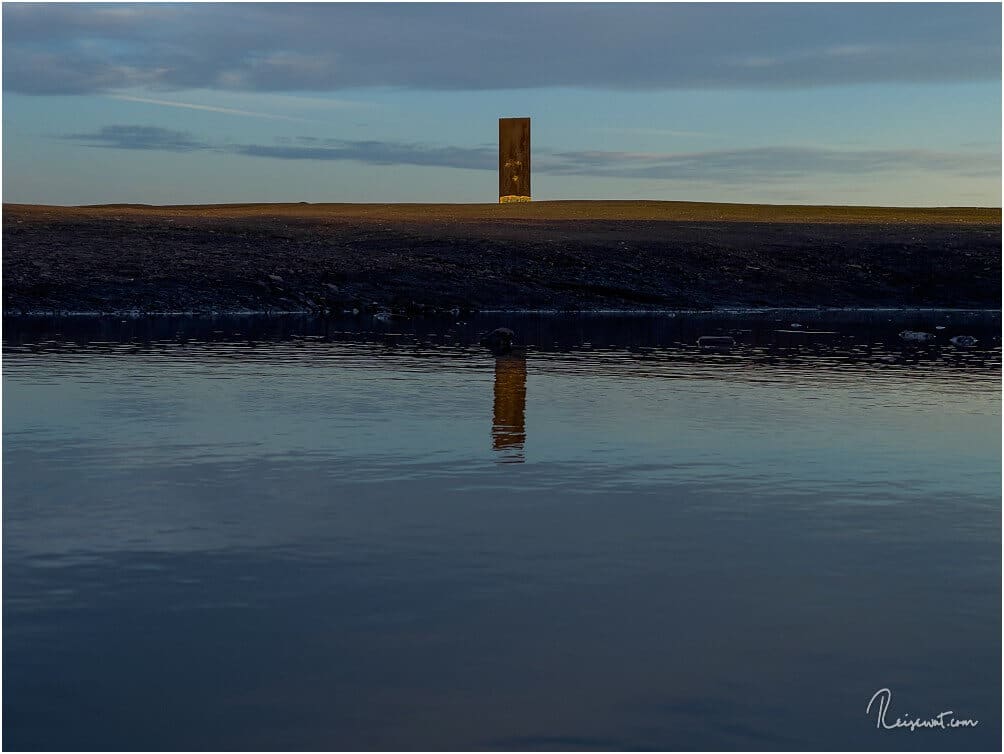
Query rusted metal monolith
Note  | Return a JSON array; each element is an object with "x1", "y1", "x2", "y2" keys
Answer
[{"x1": 499, "y1": 117, "x2": 530, "y2": 203}]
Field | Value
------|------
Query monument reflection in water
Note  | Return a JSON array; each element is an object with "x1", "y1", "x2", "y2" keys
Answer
[{"x1": 491, "y1": 355, "x2": 527, "y2": 462}]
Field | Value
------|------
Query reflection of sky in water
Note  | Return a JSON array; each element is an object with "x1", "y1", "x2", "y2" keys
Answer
[{"x1": 3, "y1": 313, "x2": 1001, "y2": 750}]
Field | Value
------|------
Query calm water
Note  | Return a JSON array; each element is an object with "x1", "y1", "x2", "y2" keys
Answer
[{"x1": 4, "y1": 311, "x2": 1001, "y2": 751}]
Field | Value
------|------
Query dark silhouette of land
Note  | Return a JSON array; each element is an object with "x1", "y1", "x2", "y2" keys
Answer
[{"x1": 4, "y1": 201, "x2": 1000, "y2": 314}]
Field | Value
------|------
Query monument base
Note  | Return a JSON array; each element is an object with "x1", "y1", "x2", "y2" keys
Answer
[{"x1": 499, "y1": 195, "x2": 532, "y2": 204}]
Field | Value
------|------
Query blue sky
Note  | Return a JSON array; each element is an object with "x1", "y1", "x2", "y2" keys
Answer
[{"x1": 2, "y1": 3, "x2": 1000, "y2": 206}]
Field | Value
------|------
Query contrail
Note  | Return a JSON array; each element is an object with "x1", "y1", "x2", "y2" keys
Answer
[{"x1": 108, "y1": 95, "x2": 314, "y2": 122}]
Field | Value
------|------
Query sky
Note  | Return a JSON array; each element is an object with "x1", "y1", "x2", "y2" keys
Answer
[{"x1": 2, "y1": 2, "x2": 1001, "y2": 207}]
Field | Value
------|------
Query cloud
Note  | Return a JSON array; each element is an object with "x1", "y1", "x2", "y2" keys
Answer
[
  {"x1": 60, "y1": 125, "x2": 1001, "y2": 181},
  {"x1": 4, "y1": 4, "x2": 1000, "y2": 95},
  {"x1": 61, "y1": 125, "x2": 210, "y2": 151},
  {"x1": 232, "y1": 139, "x2": 495, "y2": 170},
  {"x1": 538, "y1": 146, "x2": 1001, "y2": 181}
]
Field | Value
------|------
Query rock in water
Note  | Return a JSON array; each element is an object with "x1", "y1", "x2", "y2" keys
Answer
[
  {"x1": 373, "y1": 311, "x2": 394, "y2": 324},
  {"x1": 950, "y1": 335, "x2": 978, "y2": 347},
  {"x1": 698, "y1": 335, "x2": 735, "y2": 352},
  {"x1": 480, "y1": 327, "x2": 516, "y2": 355},
  {"x1": 899, "y1": 330, "x2": 936, "y2": 342}
]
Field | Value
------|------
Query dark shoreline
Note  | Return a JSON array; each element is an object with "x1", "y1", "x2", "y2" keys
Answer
[{"x1": 4, "y1": 202, "x2": 1000, "y2": 315}]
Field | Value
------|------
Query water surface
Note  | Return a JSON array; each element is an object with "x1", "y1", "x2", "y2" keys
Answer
[{"x1": 4, "y1": 311, "x2": 1000, "y2": 750}]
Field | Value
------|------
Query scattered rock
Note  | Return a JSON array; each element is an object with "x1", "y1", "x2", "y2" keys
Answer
[
  {"x1": 950, "y1": 335, "x2": 978, "y2": 347},
  {"x1": 480, "y1": 327, "x2": 516, "y2": 355},
  {"x1": 698, "y1": 335, "x2": 735, "y2": 352},
  {"x1": 899, "y1": 330, "x2": 936, "y2": 342},
  {"x1": 3, "y1": 204, "x2": 1000, "y2": 315}
]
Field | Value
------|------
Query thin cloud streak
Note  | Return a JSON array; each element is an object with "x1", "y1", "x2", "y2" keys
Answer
[
  {"x1": 236, "y1": 137, "x2": 494, "y2": 170},
  {"x1": 593, "y1": 127, "x2": 713, "y2": 139},
  {"x1": 539, "y1": 146, "x2": 1001, "y2": 180},
  {"x1": 108, "y1": 95, "x2": 315, "y2": 122},
  {"x1": 62, "y1": 125, "x2": 207, "y2": 151},
  {"x1": 59, "y1": 126, "x2": 1001, "y2": 182}
]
